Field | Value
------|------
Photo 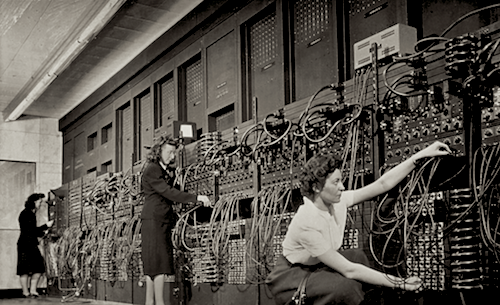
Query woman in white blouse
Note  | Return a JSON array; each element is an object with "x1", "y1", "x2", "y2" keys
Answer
[{"x1": 266, "y1": 141, "x2": 452, "y2": 305}]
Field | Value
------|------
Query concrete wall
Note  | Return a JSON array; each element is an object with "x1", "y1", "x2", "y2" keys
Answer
[{"x1": 0, "y1": 117, "x2": 62, "y2": 290}]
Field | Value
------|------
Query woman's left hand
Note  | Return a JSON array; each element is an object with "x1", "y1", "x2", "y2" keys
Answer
[{"x1": 398, "y1": 276, "x2": 423, "y2": 291}]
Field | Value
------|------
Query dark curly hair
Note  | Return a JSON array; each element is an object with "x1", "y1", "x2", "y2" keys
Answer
[
  {"x1": 25, "y1": 193, "x2": 45, "y2": 210},
  {"x1": 299, "y1": 154, "x2": 342, "y2": 199},
  {"x1": 147, "y1": 135, "x2": 178, "y2": 163}
]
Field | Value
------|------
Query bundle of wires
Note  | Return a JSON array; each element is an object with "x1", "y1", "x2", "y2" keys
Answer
[
  {"x1": 48, "y1": 214, "x2": 143, "y2": 292},
  {"x1": 370, "y1": 157, "x2": 443, "y2": 283},
  {"x1": 208, "y1": 192, "x2": 246, "y2": 262},
  {"x1": 83, "y1": 172, "x2": 127, "y2": 215},
  {"x1": 382, "y1": 4, "x2": 500, "y2": 106},
  {"x1": 109, "y1": 215, "x2": 142, "y2": 282},
  {"x1": 239, "y1": 114, "x2": 293, "y2": 162},
  {"x1": 296, "y1": 85, "x2": 358, "y2": 144},
  {"x1": 197, "y1": 133, "x2": 223, "y2": 165},
  {"x1": 122, "y1": 166, "x2": 144, "y2": 203},
  {"x1": 472, "y1": 144, "x2": 500, "y2": 262},
  {"x1": 370, "y1": 144, "x2": 500, "y2": 290},
  {"x1": 171, "y1": 204, "x2": 204, "y2": 251},
  {"x1": 341, "y1": 67, "x2": 372, "y2": 190},
  {"x1": 54, "y1": 226, "x2": 84, "y2": 279},
  {"x1": 246, "y1": 183, "x2": 292, "y2": 283}
]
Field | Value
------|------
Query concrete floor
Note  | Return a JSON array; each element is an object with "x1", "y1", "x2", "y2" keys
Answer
[{"x1": 0, "y1": 296, "x2": 131, "y2": 305}]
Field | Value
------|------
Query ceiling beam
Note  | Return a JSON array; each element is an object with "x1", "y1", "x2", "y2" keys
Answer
[{"x1": 3, "y1": 0, "x2": 127, "y2": 122}]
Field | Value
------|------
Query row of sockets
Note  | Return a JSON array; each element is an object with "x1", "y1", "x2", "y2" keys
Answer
[{"x1": 385, "y1": 134, "x2": 464, "y2": 164}]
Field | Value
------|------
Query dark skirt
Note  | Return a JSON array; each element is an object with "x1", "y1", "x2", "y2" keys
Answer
[
  {"x1": 266, "y1": 249, "x2": 369, "y2": 305},
  {"x1": 17, "y1": 243, "x2": 45, "y2": 275},
  {"x1": 141, "y1": 219, "x2": 174, "y2": 278}
]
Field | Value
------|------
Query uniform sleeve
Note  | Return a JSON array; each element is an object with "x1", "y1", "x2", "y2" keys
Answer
[
  {"x1": 35, "y1": 224, "x2": 49, "y2": 237},
  {"x1": 143, "y1": 162, "x2": 197, "y2": 203},
  {"x1": 296, "y1": 218, "x2": 330, "y2": 258}
]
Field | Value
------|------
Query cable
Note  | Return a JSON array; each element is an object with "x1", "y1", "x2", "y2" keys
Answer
[
  {"x1": 245, "y1": 183, "x2": 292, "y2": 284},
  {"x1": 440, "y1": 4, "x2": 500, "y2": 38}
]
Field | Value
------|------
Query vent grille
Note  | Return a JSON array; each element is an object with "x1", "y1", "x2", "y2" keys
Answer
[
  {"x1": 381, "y1": 29, "x2": 395, "y2": 40},
  {"x1": 161, "y1": 76, "x2": 175, "y2": 122},
  {"x1": 348, "y1": 0, "x2": 385, "y2": 16},
  {"x1": 294, "y1": 0, "x2": 330, "y2": 45},
  {"x1": 250, "y1": 11, "x2": 277, "y2": 70},
  {"x1": 186, "y1": 59, "x2": 203, "y2": 106},
  {"x1": 216, "y1": 109, "x2": 235, "y2": 131},
  {"x1": 140, "y1": 91, "x2": 152, "y2": 159}
]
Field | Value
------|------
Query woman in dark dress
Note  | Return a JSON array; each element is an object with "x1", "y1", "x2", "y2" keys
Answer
[
  {"x1": 17, "y1": 193, "x2": 53, "y2": 298},
  {"x1": 140, "y1": 135, "x2": 212, "y2": 305}
]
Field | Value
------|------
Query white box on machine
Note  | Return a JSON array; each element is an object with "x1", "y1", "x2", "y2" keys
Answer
[{"x1": 353, "y1": 23, "x2": 417, "y2": 70}]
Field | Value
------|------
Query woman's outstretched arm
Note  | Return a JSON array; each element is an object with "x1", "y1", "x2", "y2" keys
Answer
[{"x1": 349, "y1": 141, "x2": 451, "y2": 207}]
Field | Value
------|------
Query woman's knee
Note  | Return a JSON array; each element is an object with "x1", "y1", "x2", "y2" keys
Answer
[
  {"x1": 336, "y1": 278, "x2": 365, "y2": 304},
  {"x1": 312, "y1": 278, "x2": 364, "y2": 305},
  {"x1": 307, "y1": 270, "x2": 364, "y2": 305}
]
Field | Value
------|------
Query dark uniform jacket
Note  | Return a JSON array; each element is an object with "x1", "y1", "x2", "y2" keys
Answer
[
  {"x1": 18, "y1": 208, "x2": 48, "y2": 246},
  {"x1": 140, "y1": 161, "x2": 197, "y2": 223}
]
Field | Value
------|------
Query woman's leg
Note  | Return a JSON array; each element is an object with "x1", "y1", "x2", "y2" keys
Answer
[
  {"x1": 19, "y1": 274, "x2": 29, "y2": 296},
  {"x1": 306, "y1": 250, "x2": 369, "y2": 305},
  {"x1": 154, "y1": 274, "x2": 167, "y2": 305},
  {"x1": 145, "y1": 275, "x2": 155, "y2": 305},
  {"x1": 29, "y1": 273, "x2": 41, "y2": 295}
]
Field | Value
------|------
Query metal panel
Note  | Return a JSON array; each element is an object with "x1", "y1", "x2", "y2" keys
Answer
[
  {"x1": 161, "y1": 75, "x2": 175, "y2": 135},
  {"x1": 292, "y1": 0, "x2": 338, "y2": 101},
  {"x1": 97, "y1": 104, "x2": 115, "y2": 171},
  {"x1": 348, "y1": 0, "x2": 407, "y2": 74},
  {"x1": 216, "y1": 108, "x2": 235, "y2": 131},
  {"x1": 207, "y1": 30, "x2": 237, "y2": 111},
  {"x1": 140, "y1": 90, "x2": 153, "y2": 161},
  {"x1": 73, "y1": 132, "x2": 86, "y2": 179},
  {"x1": 247, "y1": 6, "x2": 285, "y2": 120},
  {"x1": 185, "y1": 57, "x2": 205, "y2": 134},
  {"x1": 63, "y1": 138, "x2": 74, "y2": 183},
  {"x1": 105, "y1": 280, "x2": 134, "y2": 303},
  {"x1": 421, "y1": 0, "x2": 491, "y2": 38},
  {"x1": 348, "y1": 0, "x2": 403, "y2": 42},
  {"x1": 119, "y1": 103, "x2": 133, "y2": 172}
]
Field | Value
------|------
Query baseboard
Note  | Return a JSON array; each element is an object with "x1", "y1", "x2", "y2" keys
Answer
[{"x1": 0, "y1": 288, "x2": 46, "y2": 299}]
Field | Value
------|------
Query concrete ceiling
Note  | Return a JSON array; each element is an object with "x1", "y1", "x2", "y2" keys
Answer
[{"x1": 0, "y1": 0, "x2": 202, "y2": 122}]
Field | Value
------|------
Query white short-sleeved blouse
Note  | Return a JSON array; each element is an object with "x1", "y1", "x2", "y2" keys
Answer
[{"x1": 282, "y1": 191, "x2": 354, "y2": 265}]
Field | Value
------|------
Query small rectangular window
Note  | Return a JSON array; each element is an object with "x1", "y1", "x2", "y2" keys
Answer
[
  {"x1": 154, "y1": 73, "x2": 174, "y2": 130},
  {"x1": 208, "y1": 104, "x2": 235, "y2": 132},
  {"x1": 87, "y1": 167, "x2": 97, "y2": 174},
  {"x1": 101, "y1": 123, "x2": 112, "y2": 144},
  {"x1": 101, "y1": 161, "x2": 112, "y2": 173},
  {"x1": 87, "y1": 132, "x2": 97, "y2": 152}
]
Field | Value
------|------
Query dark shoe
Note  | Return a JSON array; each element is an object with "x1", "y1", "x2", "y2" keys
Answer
[
  {"x1": 21, "y1": 294, "x2": 30, "y2": 298},
  {"x1": 30, "y1": 293, "x2": 40, "y2": 298}
]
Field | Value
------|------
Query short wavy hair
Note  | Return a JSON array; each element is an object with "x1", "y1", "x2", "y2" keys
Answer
[
  {"x1": 25, "y1": 193, "x2": 45, "y2": 210},
  {"x1": 147, "y1": 135, "x2": 178, "y2": 163},
  {"x1": 299, "y1": 153, "x2": 342, "y2": 199}
]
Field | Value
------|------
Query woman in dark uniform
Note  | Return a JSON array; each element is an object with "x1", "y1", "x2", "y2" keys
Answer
[
  {"x1": 17, "y1": 193, "x2": 53, "y2": 298},
  {"x1": 140, "y1": 135, "x2": 212, "y2": 305}
]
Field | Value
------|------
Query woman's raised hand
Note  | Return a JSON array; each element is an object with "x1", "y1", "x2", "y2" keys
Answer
[{"x1": 413, "y1": 141, "x2": 452, "y2": 160}]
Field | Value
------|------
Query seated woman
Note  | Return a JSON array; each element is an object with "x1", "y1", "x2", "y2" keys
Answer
[{"x1": 266, "y1": 141, "x2": 451, "y2": 305}]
